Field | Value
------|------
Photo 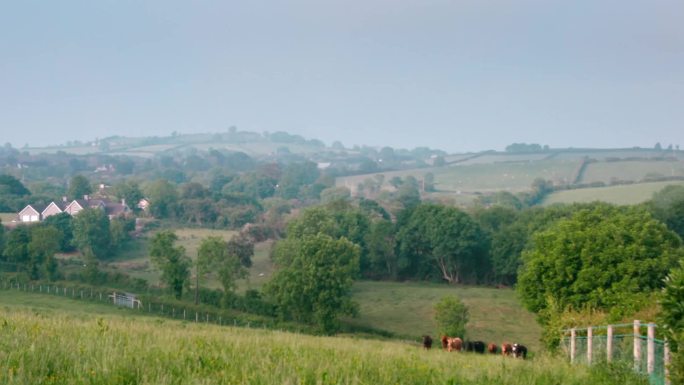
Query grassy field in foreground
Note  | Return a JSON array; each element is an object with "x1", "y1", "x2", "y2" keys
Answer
[
  {"x1": 543, "y1": 181, "x2": 684, "y2": 206},
  {"x1": 348, "y1": 281, "x2": 542, "y2": 352},
  {"x1": 0, "y1": 294, "x2": 648, "y2": 385}
]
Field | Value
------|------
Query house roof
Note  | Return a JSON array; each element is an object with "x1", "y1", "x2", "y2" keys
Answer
[
  {"x1": 105, "y1": 201, "x2": 129, "y2": 216},
  {"x1": 19, "y1": 203, "x2": 47, "y2": 215}
]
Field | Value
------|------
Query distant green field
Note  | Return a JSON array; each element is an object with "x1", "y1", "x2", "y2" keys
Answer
[
  {"x1": 0, "y1": 291, "x2": 646, "y2": 385},
  {"x1": 456, "y1": 153, "x2": 550, "y2": 165},
  {"x1": 580, "y1": 160, "x2": 684, "y2": 184},
  {"x1": 553, "y1": 149, "x2": 676, "y2": 161},
  {"x1": 337, "y1": 159, "x2": 580, "y2": 195},
  {"x1": 106, "y1": 228, "x2": 238, "y2": 287},
  {"x1": 543, "y1": 181, "x2": 684, "y2": 206},
  {"x1": 347, "y1": 281, "x2": 542, "y2": 352},
  {"x1": 0, "y1": 212, "x2": 16, "y2": 224}
]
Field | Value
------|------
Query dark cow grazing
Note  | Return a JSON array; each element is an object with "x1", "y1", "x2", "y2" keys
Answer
[
  {"x1": 501, "y1": 343, "x2": 513, "y2": 356},
  {"x1": 422, "y1": 335, "x2": 433, "y2": 350},
  {"x1": 464, "y1": 340, "x2": 486, "y2": 354},
  {"x1": 447, "y1": 337, "x2": 463, "y2": 352},
  {"x1": 512, "y1": 343, "x2": 527, "y2": 359},
  {"x1": 441, "y1": 336, "x2": 449, "y2": 350},
  {"x1": 471, "y1": 341, "x2": 486, "y2": 354},
  {"x1": 487, "y1": 343, "x2": 498, "y2": 354}
]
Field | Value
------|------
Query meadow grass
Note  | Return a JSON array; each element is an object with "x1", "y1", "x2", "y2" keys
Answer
[
  {"x1": 543, "y1": 181, "x2": 684, "y2": 206},
  {"x1": 346, "y1": 281, "x2": 542, "y2": 352},
  {"x1": 0, "y1": 294, "x2": 649, "y2": 385}
]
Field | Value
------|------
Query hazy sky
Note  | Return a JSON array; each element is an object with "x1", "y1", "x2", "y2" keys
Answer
[{"x1": 1, "y1": 0, "x2": 682, "y2": 153}]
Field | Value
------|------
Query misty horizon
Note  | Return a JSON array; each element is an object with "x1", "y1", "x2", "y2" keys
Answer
[{"x1": 1, "y1": 1, "x2": 682, "y2": 153}]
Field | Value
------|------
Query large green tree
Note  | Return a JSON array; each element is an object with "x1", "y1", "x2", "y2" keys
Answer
[
  {"x1": 68, "y1": 175, "x2": 93, "y2": 200},
  {"x1": 659, "y1": 261, "x2": 684, "y2": 383},
  {"x1": 28, "y1": 225, "x2": 60, "y2": 280},
  {"x1": 43, "y1": 213, "x2": 75, "y2": 252},
  {"x1": 265, "y1": 233, "x2": 360, "y2": 334},
  {"x1": 149, "y1": 231, "x2": 191, "y2": 299},
  {"x1": 397, "y1": 204, "x2": 489, "y2": 283},
  {"x1": 196, "y1": 236, "x2": 251, "y2": 302},
  {"x1": 518, "y1": 204, "x2": 682, "y2": 317},
  {"x1": 144, "y1": 179, "x2": 178, "y2": 219},
  {"x1": 72, "y1": 208, "x2": 111, "y2": 260},
  {"x1": 0, "y1": 174, "x2": 30, "y2": 212},
  {"x1": 3, "y1": 226, "x2": 30, "y2": 267},
  {"x1": 648, "y1": 184, "x2": 684, "y2": 240}
]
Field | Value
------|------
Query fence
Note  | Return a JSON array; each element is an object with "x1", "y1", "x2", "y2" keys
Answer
[
  {"x1": 561, "y1": 321, "x2": 671, "y2": 385},
  {"x1": 0, "y1": 280, "x2": 282, "y2": 331}
]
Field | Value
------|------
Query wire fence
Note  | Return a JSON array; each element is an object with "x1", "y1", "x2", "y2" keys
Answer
[
  {"x1": 560, "y1": 321, "x2": 671, "y2": 385},
  {"x1": 0, "y1": 279, "x2": 286, "y2": 331}
]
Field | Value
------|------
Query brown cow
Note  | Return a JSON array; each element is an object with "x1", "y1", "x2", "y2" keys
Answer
[
  {"x1": 501, "y1": 343, "x2": 513, "y2": 357},
  {"x1": 441, "y1": 335, "x2": 449, "y2": 350},
  {"x1": 487, "y1": 343, "x2": 498, "y2": 354},
  {"x1": 447, "y1": 337, "x2": 463, "y2": 352},
  {"x1": 422, "y1": 335, "x2": 433, "y2": 350}
]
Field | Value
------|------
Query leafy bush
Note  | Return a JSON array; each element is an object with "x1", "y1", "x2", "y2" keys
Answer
[{"x1": 434, "y1": 296, "x2": 469, "y2": 338}]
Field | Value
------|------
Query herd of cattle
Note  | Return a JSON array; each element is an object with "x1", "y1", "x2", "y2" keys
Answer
[{"x1": 421, "y1": 335, "x2": 528, "y2": 359}]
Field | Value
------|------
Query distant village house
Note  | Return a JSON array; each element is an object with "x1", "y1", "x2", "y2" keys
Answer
[{"x1": 15, "y1": 195, "x2": 143, "y2": 223}]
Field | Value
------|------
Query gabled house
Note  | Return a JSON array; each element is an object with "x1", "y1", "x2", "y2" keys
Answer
[
  {"x1": 19, "y1": 195, "x2": 132, "y2": 223},
  {"x1": 17, "y1": 204, "x2": 46, "y2": 222},
  {"x1": 41, "y1": 201, "x2": 66, "y2": 220}
]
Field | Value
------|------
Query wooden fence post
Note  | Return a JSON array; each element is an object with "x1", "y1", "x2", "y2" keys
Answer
[
  {"x1": 634, "y1": 320, "x2": 641, "y2": 372},
  {"x1": 647, "y1": 323, "x2": 655, "y2": 375},
  {"x1": 607, "y1": 325, "x2": 613, "y2": 362},
  {"x1": 665, "y1": 339, "x2": 671, "y2": 385},
  {"x1": 570, "y1": 328, "x2": 577, "y2": 364},
  {"x1": 587, "y1": 326, "x2": 593, "y2": 365}
]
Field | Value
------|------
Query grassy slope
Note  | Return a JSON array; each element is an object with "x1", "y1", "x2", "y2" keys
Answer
[
  {"x1": 543, "y1": 181, "x2": 684, "y2": 206},
  {"x1": 91, "y1": 233, "x2": 542, "y2": 352},
  {"x1": 0, "y1": 291, "x2": 647, "y2": 385},
  {"x1": 347, "y1": 281, "x2": 542, "y2": 351}
]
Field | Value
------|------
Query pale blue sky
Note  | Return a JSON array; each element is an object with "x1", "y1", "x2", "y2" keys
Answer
[{"x1": 1, "y1": 0, "x2": 682, "y2": 152}]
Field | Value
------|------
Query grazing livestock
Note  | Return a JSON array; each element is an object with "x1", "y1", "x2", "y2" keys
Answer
[
  {"x1": 464, "y1": 340, "x2": 486, "y2": 354},
  {"x1": 447, "y1": 337, "x2": 463, "y2": 352},
  {"x1": 501, "y1": 343, "x2": 513, "y2": 356},
  {"x1": 487, "y1": 343, "x2": 498, "y2": 354},
  {"x1": 441, "y1": 336, "x2": 449, "y2": 350},
  {"x1": 422, "y1": 335, "x2": 433, "y2": 350},
  {"x1": 512, "y1": 343, "x2": 527, "y2": 359}
]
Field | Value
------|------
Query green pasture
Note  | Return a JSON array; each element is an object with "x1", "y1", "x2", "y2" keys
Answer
[
  {"x1": 337, "y1": 159, "x2": 580, "y2": 195},
  {"x1": 579, "y1": 160, "x2": 684, "y2": 184},
  {"x1": 0, "y1": 293, "x2": 648, "y2": 384},
  {"x1": 553, "y1": 149, "x2": 676, "y2": 161},
  {"x1": 0, "y1": 212, "x2": 16, "y2": 224},
  {"x1": 543, "y1": 181, "x2": 684, "y2": 206},
  {"x1": 347, "y1": 281, "x2": 542, "y2": 352},
  {"x1": 456, "y1": 153, "x2": 551, "y2": 165},
  {"x1": 24, "y1": 145, "x2": 98, "y2": 155}
]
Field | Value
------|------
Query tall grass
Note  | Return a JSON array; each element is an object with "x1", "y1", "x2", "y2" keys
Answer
[{"x1": 0, "y1": 308, "x2": 648, "y2": 384}]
